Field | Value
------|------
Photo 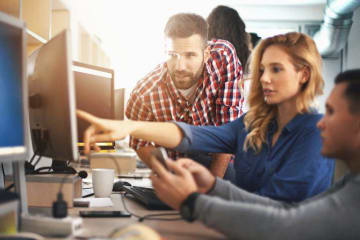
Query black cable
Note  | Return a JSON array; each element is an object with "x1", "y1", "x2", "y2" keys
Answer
[
  {"x1": 52, "y1": 174, "x2": 72, "y2": 218},
  {"x1": 1, "y1": 163, "x2": 5, "y2": 179},
  {"x1": 120, "y1": 192, "x2": 181, "y2": 222},
  {"x1": 2, "y1": 164, "x2": 23, "y2": 192},
  {"x1": 2, "y1": 163, "x2": 6, "y2": 189},
  {"x1": 29, "y1": 151, "x2": 38, "y2": 164},
  {"x1": 52, "y1": 170, "x2": 87, "y2": 218},
  {"x1": 34, "y1": 166, "x2": 52, "y2": 173},
  {"x1": 5, "y1": 183, "x2": 14, "y2": 191},
  {"x1": 33, "y1": 154, "x2": 43, "y2": 168}
]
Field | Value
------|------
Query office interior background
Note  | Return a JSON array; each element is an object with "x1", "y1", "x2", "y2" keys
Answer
[
  {"x1": 67, "y1": 0, "x2": 360, "y2": 115},
  {"x1": 2, "y1": 0, "x2": 359, "y2": 112},
  {"x1": 0, "y1": 0, "x2": 359, "y2": 182}
]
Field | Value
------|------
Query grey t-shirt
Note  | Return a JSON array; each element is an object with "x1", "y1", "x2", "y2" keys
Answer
[{"x1": 194, "y1": 173, "x2": 360, "y2": 240}]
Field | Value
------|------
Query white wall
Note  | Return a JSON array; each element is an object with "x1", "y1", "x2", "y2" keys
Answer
[
  {"x1": 345, "y1": 7, "x2": 360, "y2": 70},
  {"x1": 318, "y1": 6, "x2": 360, "y2": 113}
]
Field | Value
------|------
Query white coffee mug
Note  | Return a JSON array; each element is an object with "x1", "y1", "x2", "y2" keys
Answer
[{"x1": 92, "y1": 168, "x2": 115, "y2": 198}]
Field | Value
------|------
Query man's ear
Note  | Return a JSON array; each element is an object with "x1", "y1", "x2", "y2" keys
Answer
[
  {"x1": 355, "y1": 117, "x2": 360, "y2": 149},
  {"x1": 204, "y1": 45, "x2": 211, "y2": 62},
  {"x1": 356, "y1": 117, "x2": 360, "y2": 134}
]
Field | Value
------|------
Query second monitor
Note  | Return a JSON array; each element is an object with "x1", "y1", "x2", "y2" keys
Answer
[{"x1": 73, "y1": 61, "x2": 115, "y2": 146}]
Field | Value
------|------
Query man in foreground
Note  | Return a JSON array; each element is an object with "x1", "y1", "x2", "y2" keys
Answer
[{"x1": 149, "y1": 69, "x2": 360, "y2": 239}]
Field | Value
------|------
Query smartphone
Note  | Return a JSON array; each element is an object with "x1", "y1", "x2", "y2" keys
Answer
[
  {"x1": 151, "y1": 147, "x2": 169, "y2": 170},
  {"x1": 79, "y1": 210, "x2": 131, "y2": 218}
]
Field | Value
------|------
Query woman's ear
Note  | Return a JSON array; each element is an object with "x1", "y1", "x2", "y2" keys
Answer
[{"x1": 300, "y1": 66, "x2": 310, "y2": 84}]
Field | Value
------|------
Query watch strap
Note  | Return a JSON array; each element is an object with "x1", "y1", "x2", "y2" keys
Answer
[{"x1": 180, "y1": 192, "x2": 200, "y2": 222}]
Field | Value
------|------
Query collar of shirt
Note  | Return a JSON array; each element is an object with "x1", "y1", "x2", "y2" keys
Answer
[
  {"x1": 268, "y1": 112, "x2": 317, "y2": 136},
  {"x1": 285, "y1": 111, "x2": 319, "y2": 132}
]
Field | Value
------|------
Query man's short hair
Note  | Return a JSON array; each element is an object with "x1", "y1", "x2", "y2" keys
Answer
[
  {"x1": 164, "y1": 13, "x2": 208, "y2": 47},
  {"x1": 335, "y1": 69, "x2": 360, "y2": 114}
]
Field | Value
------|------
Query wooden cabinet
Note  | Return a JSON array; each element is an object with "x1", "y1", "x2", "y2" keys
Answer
[{"x1": 0, "y1": 0, "x2": 111, "y2": 67}]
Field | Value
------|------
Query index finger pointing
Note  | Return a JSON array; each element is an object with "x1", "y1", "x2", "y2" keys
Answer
[{"x1": 76, "y1": 110, "x2": 102, "y2": 127}]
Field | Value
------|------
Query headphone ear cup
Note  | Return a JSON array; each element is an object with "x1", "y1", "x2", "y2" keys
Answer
[
  {"x1": 52, "y1": 193, "x2": 68, "y2": 218},
  {"x1": 78, "y1": 170, "x2": 88, "y2": 179}
]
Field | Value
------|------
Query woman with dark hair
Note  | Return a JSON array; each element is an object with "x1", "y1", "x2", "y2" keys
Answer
[{"x1": 207, "y1": 5, "x2": 251, "y2": 72}]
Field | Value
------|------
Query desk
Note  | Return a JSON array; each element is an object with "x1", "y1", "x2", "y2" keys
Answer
[{"x1": 68, "y1": 193, "x2": 225, "y2": 240}]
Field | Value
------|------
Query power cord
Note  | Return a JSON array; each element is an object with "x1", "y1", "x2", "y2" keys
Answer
[
  {"x1": 53, "y1": 170, "x2": 88, "y2": 218},
  {"x1": 1, "y1": 163, "x2": 5, "y2": 178},
  {"x1": 1, "y1": 163, "x2": 5, "y2": 188},
  {"x1": 120, "y1": 192, "x2": 181, "y2": 222},
  {"x1": 29, "y1": 150, "x2": 38, "y2": 165}
]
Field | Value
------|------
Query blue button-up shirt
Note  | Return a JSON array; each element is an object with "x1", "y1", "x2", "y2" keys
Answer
[{"x1": 174, "y1": 113, "x2": 335, "y2": 202}]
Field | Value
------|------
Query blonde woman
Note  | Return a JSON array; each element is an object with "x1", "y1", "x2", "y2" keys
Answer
[{"x1": 78, "y1": 32, "x2": 334, "y2": 203}]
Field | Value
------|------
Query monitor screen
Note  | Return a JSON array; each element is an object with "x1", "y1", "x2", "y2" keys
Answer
[
  {"x1": 73, "y1": 61, "x2": 114, "y2": 142},
  {"x1": 27, "y1": 30, "x2": 78, "y2": 166},
  {"x1": 0, "y1": 12, "x2": 27, "y2": 162}
]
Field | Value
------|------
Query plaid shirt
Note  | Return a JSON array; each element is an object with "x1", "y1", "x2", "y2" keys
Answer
[{"x1": 126, "y1": 39, "x2": 244, "y2": 159}]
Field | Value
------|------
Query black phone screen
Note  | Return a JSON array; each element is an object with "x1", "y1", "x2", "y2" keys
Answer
[
  {"x1": 151, "y1": 147, "x2": 169, "y2": 170},
  {"x1": 79, "y1": 210, "x2": 131, "y2": 218}
]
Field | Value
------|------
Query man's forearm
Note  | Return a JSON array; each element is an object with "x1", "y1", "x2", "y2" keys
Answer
[{"x1": 210, "y1": 153, "x2": 232, "y2": 178}]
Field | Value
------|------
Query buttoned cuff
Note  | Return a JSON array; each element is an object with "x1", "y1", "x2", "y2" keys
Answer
[{"x1": 172, "y1": 121, "x2": 193, "y2": 152}]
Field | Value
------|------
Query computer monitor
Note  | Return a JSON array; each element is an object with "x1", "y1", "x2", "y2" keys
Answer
[
  {"x1": 0, "y1": 12, "x2": 28, "y2": 163},
  {"x1": 27, "y1": 30, "x2": 79, "y2": 173},
  {"x1": 73, "y1": 61, "x2": 114, "y2": 143},
  {"x1": 114, "y1": 88, "x2": 125, "y2": 121}
]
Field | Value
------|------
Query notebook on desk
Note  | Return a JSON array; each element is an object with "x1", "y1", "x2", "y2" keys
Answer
[{"x1": 122, "y1": 186, "x2": 171, "y2": 210}]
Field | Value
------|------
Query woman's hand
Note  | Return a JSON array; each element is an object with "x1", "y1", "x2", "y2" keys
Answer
[
  {"x1": 76, "y1": 110, "x2": 137, "y2": 154},
  {"x1": 150, "y1": 157, "x2": 198, "y2": 210}
]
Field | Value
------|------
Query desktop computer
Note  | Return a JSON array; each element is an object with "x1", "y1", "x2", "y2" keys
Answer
[{"x1": 27, "y1": 29, "x2": 79, "y2": 173}]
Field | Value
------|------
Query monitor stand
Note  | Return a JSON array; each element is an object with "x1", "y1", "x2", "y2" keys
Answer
[
  {"x1": 25, "y1": 161, "x2": 36, "y2": 174},
  {"x1": 24, "y1": 159, "x2": 76, "y2": 175},
  {"x1": 51, "y1": 160, "x2": 77, "y2": 174}
]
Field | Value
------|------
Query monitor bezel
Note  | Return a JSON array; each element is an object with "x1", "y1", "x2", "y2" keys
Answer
[{"x1": 0, "y1": 11, "x2": 29, "y2": 163}]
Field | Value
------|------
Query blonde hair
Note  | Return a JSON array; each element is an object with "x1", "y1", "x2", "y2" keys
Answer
[{"x1": 244, "y1": 32, "x2": 323, "y2": 152}]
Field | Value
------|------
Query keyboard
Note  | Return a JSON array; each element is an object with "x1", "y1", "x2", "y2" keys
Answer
[{"x1": 122, "y1": 186, "x2": 171, "y2": 210}]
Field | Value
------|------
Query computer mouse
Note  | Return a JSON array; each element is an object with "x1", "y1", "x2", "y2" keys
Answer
[{"x1": 113, "y1": 180, "x2": 131, "y2": 192}]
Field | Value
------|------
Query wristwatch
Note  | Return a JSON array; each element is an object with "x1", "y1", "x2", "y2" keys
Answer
[{"x1": 180, "y1": 192, "x2": 200, "y2": 222}]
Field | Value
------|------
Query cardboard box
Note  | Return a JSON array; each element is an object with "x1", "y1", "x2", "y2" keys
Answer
[
  {"x1": 89, "y1": 152, "x2": 137, "y2": 175},
  {"x1": 5, "y1": 174, "x2": 82, "y2": 208}
]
